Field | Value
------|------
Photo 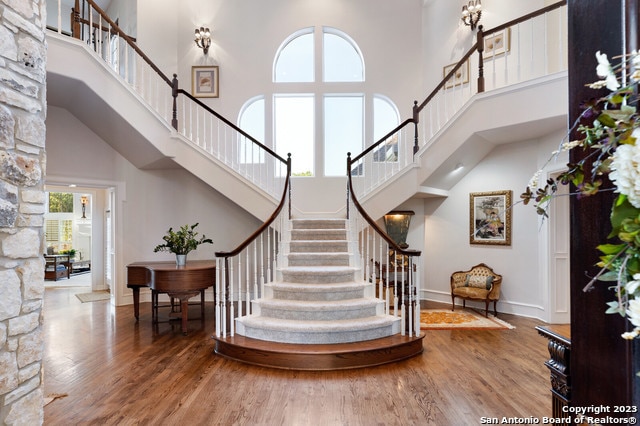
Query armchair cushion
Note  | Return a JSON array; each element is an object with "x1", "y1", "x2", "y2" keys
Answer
[{"x1": 465, "y1": 274, "x2": 494, "y2": 290}]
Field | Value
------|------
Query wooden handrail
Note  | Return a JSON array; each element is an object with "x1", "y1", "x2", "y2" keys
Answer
[
  {"x1": 176, "y1": 89, "x2": 287, "y2": 164},
  {"x1": 215, "y1": 154, "x2": 292, "y2": 259},
  {"x1": 72, "y1": 0, "x2": 172, "y2": 86},
  {"x1": 483, "y1": 0, "x2": 567, "y2": 36},
  {"x1": 350, "y1": 118, "x2": 415, "y2": 165},
  {"x1": 346, "y1": 152, "x2": 421, "y2": 258}
]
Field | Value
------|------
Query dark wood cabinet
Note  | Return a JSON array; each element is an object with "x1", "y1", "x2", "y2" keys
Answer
[{"x1": 44, "y1": 255, "x2": 71, "y2": 281}]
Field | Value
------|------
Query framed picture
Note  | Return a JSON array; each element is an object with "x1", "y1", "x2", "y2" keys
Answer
[
  {"x1": 483, "y1": 28, "x2": 511, "y2": 59},
  {"x1": 443, "y1": 60, "x2": 469, "y2": 89},
  {"x1": 191, "y1": 66, "x2": 219, "y2": 98},
  {"x1": 469, "y1": 190, "x2": 512, "y2": 245}
]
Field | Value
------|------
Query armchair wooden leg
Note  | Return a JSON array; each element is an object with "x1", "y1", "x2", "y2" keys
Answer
[
  {"x1": 451, "y1": 295, "x2": 455, "y2": 312},
  {"x1": 493, "y1": 300, "x2": 498, "y2": 317},
  {"x1": 484, "y1": 300, "x2": 489, "y2": 317}
]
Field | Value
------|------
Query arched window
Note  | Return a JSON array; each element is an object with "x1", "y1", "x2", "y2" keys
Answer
[
  {"x1": 238, "y1": 96, "x2": 265, "y2": 163},
  {"x1": 274, "y1": 28, "x2": 314, "y2": 83},
  {"x1": 239, "y1": 27, "x2": 398, "y2": 177}
]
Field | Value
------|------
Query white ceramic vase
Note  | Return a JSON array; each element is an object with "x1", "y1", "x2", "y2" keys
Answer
[{"x1": 176, "y1": 254, "x2": 187, "y2": 266}]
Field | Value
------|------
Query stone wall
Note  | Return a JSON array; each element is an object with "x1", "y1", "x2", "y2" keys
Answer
[{"x1": 0, "y1": 0, "x2": 47, "y2": 424}]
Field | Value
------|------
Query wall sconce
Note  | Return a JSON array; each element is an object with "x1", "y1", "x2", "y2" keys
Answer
[
  {"x1": 383, "y1": 211, "x2": 414, "y2": 249},
  {"x1": 80, "y1": 195, "x2": 88, "y2": 219},
  {"x1": 461, "y1": 0, "x2": 482, "y2": 30},
  {"x1": 194, "y1": 27, "x2": 211, "y2": 54}
]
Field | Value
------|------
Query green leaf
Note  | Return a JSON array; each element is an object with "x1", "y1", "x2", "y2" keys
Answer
[
  {"x1": 597, "y1": 243, "x2": 627, "y2": 255},
  {"x1": 609, "y1": 195, "x2": 640, "y2": 237}
]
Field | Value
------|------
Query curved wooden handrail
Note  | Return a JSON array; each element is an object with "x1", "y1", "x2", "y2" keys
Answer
[
  {"x1": 176, "y1": 89, "x2": 287, "y2": 164},
  {"x1": 215, "y1": 154, "x2": 291, "y2": 259},
  {"x1": 346, "y1": 152, "x2": 421, "y2": 258}
]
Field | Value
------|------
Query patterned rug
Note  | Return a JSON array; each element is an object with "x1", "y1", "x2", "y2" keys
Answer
[
  {"x1": 420, "y1": 308, "x2": 514, "y2": 330},
  {"x1": 75, "y1": 291, "x2": 110, "y2": 303}
]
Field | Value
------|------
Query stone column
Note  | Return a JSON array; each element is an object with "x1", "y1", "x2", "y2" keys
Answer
[{"x1": 0, "y1": 0, "x2": 47, "y2": 424}]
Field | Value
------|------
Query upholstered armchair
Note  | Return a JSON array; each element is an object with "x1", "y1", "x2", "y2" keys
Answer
[{"x1": 450, "y1": 263, "x2": 502, "y2": 317}]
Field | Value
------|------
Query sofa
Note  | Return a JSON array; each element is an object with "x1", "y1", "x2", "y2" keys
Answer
[{"x1": 450, "y1": 263, "x2": 502, "y2": 317}]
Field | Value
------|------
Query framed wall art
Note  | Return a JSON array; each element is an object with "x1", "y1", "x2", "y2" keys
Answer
[
  {"x1": 191, "y1": 65, "x2": 219, "y2": 98},
  {"x1": 483, "y1": 28, "x2": 511, "y2": 59},
  {"x1": 469, "y1": 190, "x2": 512, "y2": 245},
  {"x1": 443, "y1": 60, "x2": 469, "y2": 89}
]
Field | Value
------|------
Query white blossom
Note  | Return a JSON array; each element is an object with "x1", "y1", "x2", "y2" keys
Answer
[
  {"x1": 527, "y1": 169, "x2": 542, "y2": 191},
  {"x1": 626, "y1": 299, "x2": 640, "y2": 328},
  {"x1": 595, "y1": 51, "x2": 620, "y2": 91},
  {"x1": 610, "y1": 130, "x2": 640, "y2": 208}
]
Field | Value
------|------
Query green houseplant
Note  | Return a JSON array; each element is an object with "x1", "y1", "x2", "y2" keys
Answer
[{"x1": 153, "y1": 223, "x2": 213, "y2": 265}]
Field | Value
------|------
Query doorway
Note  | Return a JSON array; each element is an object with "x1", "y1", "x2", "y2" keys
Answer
[{"x1": 44, "y1": 185, "x2": 111, "y2": 292}]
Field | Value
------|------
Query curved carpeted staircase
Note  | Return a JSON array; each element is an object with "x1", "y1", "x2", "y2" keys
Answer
[{"x1": 213, "y1": 218, "x2": 424, "y2": 370}]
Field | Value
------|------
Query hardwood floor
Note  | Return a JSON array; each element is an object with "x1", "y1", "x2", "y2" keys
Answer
[{"x1": 43, "y1": 287, "x2": 555, "y2": 425}]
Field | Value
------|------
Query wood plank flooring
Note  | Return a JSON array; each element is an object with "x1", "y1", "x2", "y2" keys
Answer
[{"x1": 43, "y1": 286, "x2": 555, "y2": 425}]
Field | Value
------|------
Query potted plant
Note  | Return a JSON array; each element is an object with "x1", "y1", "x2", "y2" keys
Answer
[{"x1": 153, "y1": 223, "x2": 213, "y2": 266}]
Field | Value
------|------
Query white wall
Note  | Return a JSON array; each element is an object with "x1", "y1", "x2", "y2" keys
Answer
[
  {"x1": 422, "y1": 129, "x2": 568, "y2": 319},
  {"x1": 45, "y1": 106, "x2": 261, "y2": 304}
]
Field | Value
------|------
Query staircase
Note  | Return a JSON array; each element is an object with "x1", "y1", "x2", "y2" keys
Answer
[
  {"x1": 236, "y1": 218, "x2": 401, "y2": 344},
  {"x1": 213, "y1": 218, "x2": 424, "y2": 370}
]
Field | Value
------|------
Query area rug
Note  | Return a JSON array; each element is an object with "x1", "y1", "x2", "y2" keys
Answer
[
  {"x1": 75, "y1": 291, "x2": 110, "y2": 303},
  {"x1": 419, "y1": 308, "x2": 515, "y2": 330}
]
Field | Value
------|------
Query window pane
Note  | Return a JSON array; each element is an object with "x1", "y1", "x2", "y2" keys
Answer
[
  {"x1": 323, "y1": 31, "x2": 363, "y2": 82},
  {"x1": 274, "y1": 32, "x2": 314, "y2": 82},
  {"x1": 238, "y1": 97, "x2": 265, "y2": 164},
  {"x1": 324, "y1": 96, "x2": 363, "y2": 176},
  {"x1": 373, "y1": 96, "x2": 400, "y2": 162},
  {"x1": 274, "y1": 96, "x2": 314, "y2": 176}
]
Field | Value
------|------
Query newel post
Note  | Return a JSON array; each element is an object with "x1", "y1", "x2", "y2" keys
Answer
[
  {"x1": 476, "y1": 25, "x2": 485, "y2": 93},
  {"x1": 412, "y1": 100, "x2": 419, "y2": 155},
  {"x1": 71, "y1": 0, "x2": 81, "y2": 39},
  {"x1": 171, "y1": 73, "x2": 179, "y2": 130}
]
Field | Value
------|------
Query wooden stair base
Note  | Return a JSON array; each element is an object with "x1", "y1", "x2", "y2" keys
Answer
[{"x1": 212, "y1": 333, "x2": 425, "y2": 370}]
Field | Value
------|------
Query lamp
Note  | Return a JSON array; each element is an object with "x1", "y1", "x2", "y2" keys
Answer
[
  {"x1": 194, "y1": 27, "x2": 211, "y2": 54},
  {"x1": 383, "y1": 211, "x2": 414, "y2": 249},
  {"x1": 461, "y1": 0, "x2": 482, "y2": 30},
  {"x1": 80, "y1": 195, "x2": 88, "y2": 219}
]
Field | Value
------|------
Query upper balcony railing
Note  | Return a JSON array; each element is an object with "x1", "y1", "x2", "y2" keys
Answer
[
  {"x1": 349, "y1": 1, "x2": 567, "y2": 201},
  {"x1": 46, "y1": 0, "x2": 289, "y2": 201}
]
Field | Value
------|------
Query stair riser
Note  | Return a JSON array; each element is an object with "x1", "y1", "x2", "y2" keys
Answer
[
  {"x1": 271, "y1": 288, "x2": 365, "y2": 301},
  {"x1": 281, "y1": 271, "x2": 355, "y2": 284},
  {"x1": 257, "y1": 306, "x2": 380, "y2": 321},
  {"x1": 288, "y1": 254, "x2": 349, "y2": 267},
  {"x1": 292, "y1": 220, "x2": 346, "y2": 230},
  {"x1": 236, "y1": 324, "x2": 400, "y2": 345},
  {"x1": 289, "y1": 241, "x2": 349, "y2": 253},
  {"x1": 291, "y1": 230, "x2": 347, "y2": 241}
]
